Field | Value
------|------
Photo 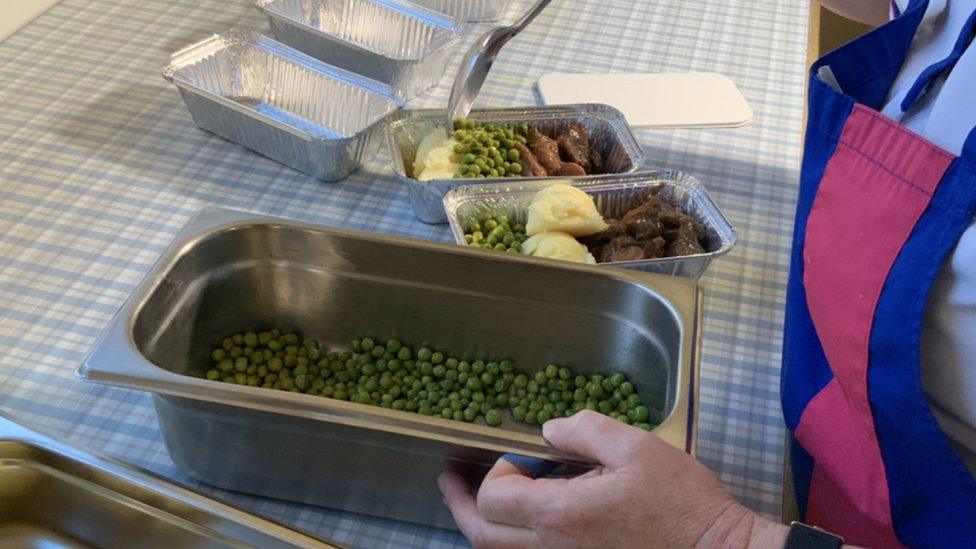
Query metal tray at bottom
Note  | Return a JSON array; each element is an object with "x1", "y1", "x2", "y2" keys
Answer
[{"x1": 0, "y1": 413, "x2": 335, "y2": 548}]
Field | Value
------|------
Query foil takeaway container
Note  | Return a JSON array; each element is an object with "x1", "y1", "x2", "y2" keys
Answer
[
  {"x1": 443, "y1": 171, "x2": 738, "y2": 278},
  {"x1": 80, "y1": 208, "x2": 702, "y2": 529},
  {"x1": 409, "y1": 0, "x2": 515, "y2": 22},
  {"x1": 385, "y1": 104, "x2": 645, "y2": 223},
  {"x1": 257, "y1": 0, "x2": 463, "y2": 100},
  {"x1": 162, "y1": 30, "x2": 402, "y2": 182}
]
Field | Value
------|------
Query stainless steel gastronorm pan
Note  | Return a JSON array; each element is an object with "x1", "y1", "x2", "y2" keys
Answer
[
  {"x1": 0, "y1": 413, "x2": 335, "y2": 548},
  {"x1": 444, "y1": 171, "x2": 738, "y2": 278},
  {"x1": 257, "y1": 0, "x2": 463, "y2": 100},
  {"x1": 384, "y1": 104, "x2": 645, "y2": 223},
  {"x1": 162, "y1": 30, "x2": 402, "y2": 182},
  {"x1": 408, "y1": 0, "x2": 514, "y2": 21},
  {"x1": 80, "y1": 208, "x2": 701, "y2": 529}
]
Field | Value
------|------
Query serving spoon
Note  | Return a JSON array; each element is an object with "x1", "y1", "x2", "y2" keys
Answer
[{"x1": 445, "y1": 0, "x2": 554, "y2": 136}]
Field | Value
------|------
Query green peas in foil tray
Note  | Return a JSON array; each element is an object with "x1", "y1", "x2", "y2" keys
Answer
[
  {"x1": 411, "y1": 118, "x2": 607, "y2": 181},
  {"x1": 202, "y1": 330, "x2": 661, "y2": 431}
]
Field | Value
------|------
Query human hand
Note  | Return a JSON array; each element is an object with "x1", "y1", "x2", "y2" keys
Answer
[{"x1": 438, "y1": 410, "x2": 787, "y2": 548}]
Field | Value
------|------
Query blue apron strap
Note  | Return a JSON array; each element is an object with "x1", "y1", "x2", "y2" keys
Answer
[
  {"x1": 812, "y1": 0, "x2": 930, "y2": 109},
  {"x1": 900, "y1": 7, "x2": 976, "y2": 112},
  {"x1": 962, "y1": 125, "x2": 976, "y2": 161}
]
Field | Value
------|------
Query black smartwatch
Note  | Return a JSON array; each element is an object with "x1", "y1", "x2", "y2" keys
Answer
[{"x1": 784, "y1": 522, "x2": 844, "y2": 549}]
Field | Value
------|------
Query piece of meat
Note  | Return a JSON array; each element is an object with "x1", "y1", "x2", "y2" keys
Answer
[
  {"x1": 515, "y1": 142, "x2": 547, "y2": 177},
  {"x1": 587, "y1": 148, "x2": 604, "y2": 174},
  {"x1": 620, "y1": 199, "x2": 666, "y2": 240},
  {"x1": 579, "y1": 219, "x2": 622, "y2": 250},
  {"x1": 557, "y1": 123, "x2": 593, "y2": 173},
  {"x1": 527, "y1": 128, "x2": 564, "y2": 173},
  {"x1": 644, "y1": 236, "x2": 667, "y2": 258},
  {"x1": 552, "y1": 162, "x2": 587, "y2": 176},
  {"x1": 605, "y1": 245, "x2": 646, "y2": 262},
  {"x1": 666, "y1": 219, "x2": 706, "y2": 256}
]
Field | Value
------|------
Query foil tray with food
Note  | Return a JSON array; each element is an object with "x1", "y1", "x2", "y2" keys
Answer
[
  {"x1": 384, "y1": 104, "x2": 645, "y2": 223},
  {"x1": 443, "y1": 171, "x2": 738, "y2": 278},
  {"x1": 257, "y1": 0, "x2": 464, "y2": 101},
  {"x1": 162, "y1": 30, "x2": 402, "y2": 182},
  {"x1": 79, "y1": 208, "x2": 701, "y2": 529}
]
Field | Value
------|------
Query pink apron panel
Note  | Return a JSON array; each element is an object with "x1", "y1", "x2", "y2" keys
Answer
[{"x1": 795, "y1": 105, "x2": 954, "y2": 548}]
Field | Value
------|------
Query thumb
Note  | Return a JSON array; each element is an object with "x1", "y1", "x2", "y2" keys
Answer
[{"x1": 542, "y1": 410, "x2": 646, "y2": 468}]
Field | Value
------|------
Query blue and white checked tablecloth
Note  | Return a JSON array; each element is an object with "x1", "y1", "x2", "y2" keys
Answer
[{"x1": 0, "y1": 0, "x2": 808, "y2": 546}]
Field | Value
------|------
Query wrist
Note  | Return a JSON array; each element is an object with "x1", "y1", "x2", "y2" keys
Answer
[
  {"x1": 695, "y1": 502, "x2": 789, "y2": 549},
  {"x1": 747, "y1": 515, "x2": 789, "y2": 549}
]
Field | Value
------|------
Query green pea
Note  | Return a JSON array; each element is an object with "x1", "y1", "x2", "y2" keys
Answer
[
  {"x1": 628, "y1": 405, "x2": 650, "y2": 423},
  {"x1": 627, "y1": 393, "x2": 642, "y2": 407},
  {"x1": 205, "y1": 369, "x2": 220, "y2": 381},
  {"x1": 485, "y1": 409, "x2": 503, "y2": 427},
  {"x1": 512, "y1": 406, "x2": 527, "y2": 422}
]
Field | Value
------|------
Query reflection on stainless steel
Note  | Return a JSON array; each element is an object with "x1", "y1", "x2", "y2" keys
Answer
[
  {"x1": 409, "y1": 0, "x2": 514, "y2": 22},
  {"x1": 80, "y1": 208, "x2": 701, "y2": 529},
  {"x1": 384, "y1": 104, "x2": 645, "y2": 223},
  {"x1": 257, "y1": 0, "x2": 463, "y2": 101},
  {"x1": 443, "y1": 171, "x2": 738, "y2": 278},
  {"x1": 162, "y1": 30, "x2": 401, "y2": 181},
  {"x1": 0, "y1": 413, "x2": 336, "y2": 548}
]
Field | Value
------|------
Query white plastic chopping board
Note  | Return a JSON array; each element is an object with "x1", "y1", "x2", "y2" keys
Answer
[{"x1": 537, "y1": 72, "x2": 753, "y2": 129}]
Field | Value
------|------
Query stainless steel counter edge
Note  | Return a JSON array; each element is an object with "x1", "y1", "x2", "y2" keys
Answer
[
  {"x1": 0, "y1": 411, "x2": 337, "y2": 548},
  {"x1": 79, "y1": 208, "x2": 702, "y2": 462}
]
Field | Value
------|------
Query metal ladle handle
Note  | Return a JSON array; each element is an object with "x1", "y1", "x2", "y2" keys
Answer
[{"x1": 445, "y1": 0, "x2": 554, "y2": 135}]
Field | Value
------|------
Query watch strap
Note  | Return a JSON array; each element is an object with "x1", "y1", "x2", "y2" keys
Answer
[{"x1": 784, "y1": 521, "x2": 844, "y2": 549}]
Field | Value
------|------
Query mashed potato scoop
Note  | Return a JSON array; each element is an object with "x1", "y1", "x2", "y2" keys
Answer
[
  {"x1": 526, "y1": 184, "x2": 608, "y2": 237},
  {"x1": 521, "y1": 231, "x2": 596, "y2": 264}
]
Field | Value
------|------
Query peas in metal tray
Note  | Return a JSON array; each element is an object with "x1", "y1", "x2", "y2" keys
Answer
[{"x1": 203, "y1": 329, "x2": 658, "y2": 431}]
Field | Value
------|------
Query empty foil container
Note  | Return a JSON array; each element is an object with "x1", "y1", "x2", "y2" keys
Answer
[
  {"x1": 257, "y1": 0, "x2": 463, "y2": 100},
  {"x1": 408, "y1": 0, "x2": 514, "y2": 22},
  {"x1": 162, "y1": 30, "x2": 402, "y2": 182},
  {"x1": 443, "y1": 171, "x2": 738, "y2": 278},
  {"x1": 385, "y1": 104, "x2": 645, "y2": 223}
]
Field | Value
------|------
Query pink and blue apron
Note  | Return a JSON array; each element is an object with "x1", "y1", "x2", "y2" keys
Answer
[{"x1": 782, "y1": 1, "x2": 976, "y2": 547}]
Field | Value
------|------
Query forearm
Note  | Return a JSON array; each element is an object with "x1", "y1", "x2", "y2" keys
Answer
[{"x1": 818, "y1": 0, "x2": 890, "y2": 26}]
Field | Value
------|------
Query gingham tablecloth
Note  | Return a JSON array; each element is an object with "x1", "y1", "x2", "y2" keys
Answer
[{"x1": 0, "y1": 0, "x2": 808, "y2": 546}]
